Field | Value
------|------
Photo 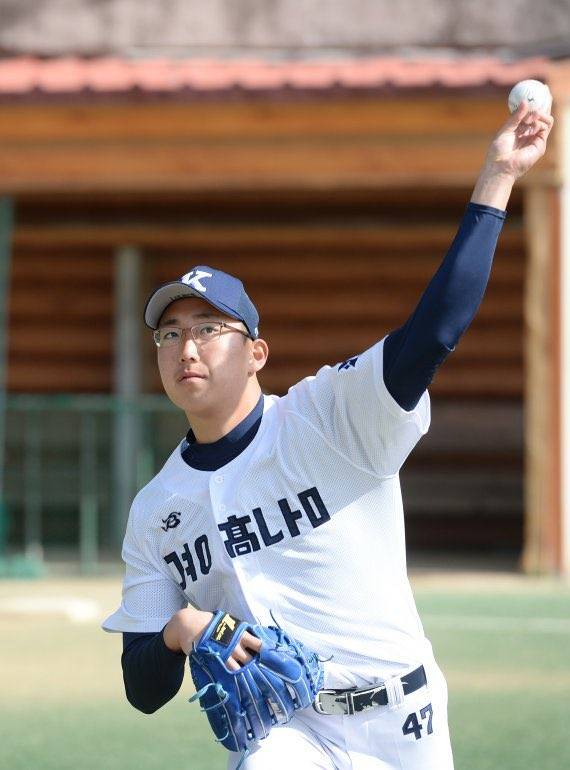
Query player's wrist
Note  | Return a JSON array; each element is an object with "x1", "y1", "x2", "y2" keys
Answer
[
  {"x1": 477, "y1": 161, "x2": 517, "y2": 186},
  {"x1": 471, "y1": 164, "x2": 515, "y2": 209},
  {"x1": 163, "y1": 608, "x2": 214, "y2": 655},
  {"x1": 162, "y1": 614, "x2": 183, "y2": 653}
]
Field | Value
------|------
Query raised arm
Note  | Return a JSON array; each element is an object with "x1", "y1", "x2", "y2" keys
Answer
[{"x1": 384, "y1": 100, "x2": 554, "y2": 411}]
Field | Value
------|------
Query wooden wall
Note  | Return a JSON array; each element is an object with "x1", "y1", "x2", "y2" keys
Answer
[
  {"x1": 2, "y1": 93, "x2": 534, "y2": 556},
  {"x1": 0, "y1": 96, "x2": 556, "y2": 194},
  {"x1": 9, "y1": 234, "x2": 114, "y2": 391},
  {"x1": 7, "y1": 187, "x2": 526, "y2": 554},
  {"x1": 9, "y1": 187, "x2": 524, "y2": 400}
]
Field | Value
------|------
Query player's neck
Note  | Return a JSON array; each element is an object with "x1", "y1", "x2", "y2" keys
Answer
[{"x1": 185, "y1": 382, "x2": 262, "y2": 444}]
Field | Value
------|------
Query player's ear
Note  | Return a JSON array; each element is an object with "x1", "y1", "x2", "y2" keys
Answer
[{"x1": 248, "y1": 338, "x2": 268, "y2": 376}]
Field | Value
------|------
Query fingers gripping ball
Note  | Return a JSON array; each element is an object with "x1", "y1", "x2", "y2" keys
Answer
[
  {"x1": 508, "y1": 80, "x2": 551, "y2": 114},
  {"x1": 189, "y1": 611, "x2": 324, "y2": 757}
]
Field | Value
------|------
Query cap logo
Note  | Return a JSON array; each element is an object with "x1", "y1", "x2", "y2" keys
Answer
[{"x1": 181, "y1": 269, "x2": 213, "y2": 293}]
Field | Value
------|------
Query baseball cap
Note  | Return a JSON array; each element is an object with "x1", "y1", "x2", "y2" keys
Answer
[{"x1": 143, "y1": 265, "x2": 259, "y2": 339}]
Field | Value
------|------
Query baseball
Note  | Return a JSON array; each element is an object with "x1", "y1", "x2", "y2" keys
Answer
[{"x1": 508, "y1": 79, "x2": 551, "y2": 114}]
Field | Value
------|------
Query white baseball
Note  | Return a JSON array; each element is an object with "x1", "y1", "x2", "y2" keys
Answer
[{"x1": 508, "y1": 79, "x2": 551, "y2": 114}]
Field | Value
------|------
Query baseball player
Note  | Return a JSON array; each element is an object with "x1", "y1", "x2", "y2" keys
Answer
[{"x1": 103, "y1": 100, "x2": 553, "y2": 769}]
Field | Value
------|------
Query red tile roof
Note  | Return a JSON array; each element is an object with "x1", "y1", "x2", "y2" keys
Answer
[{"x1": 0, "y1": 55, "x2": 551, "y2": 95}]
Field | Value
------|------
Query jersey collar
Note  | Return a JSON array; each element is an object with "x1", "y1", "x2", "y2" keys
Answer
[{"x1": 181, "y1": 394, "x2": 264, "y2": 471}]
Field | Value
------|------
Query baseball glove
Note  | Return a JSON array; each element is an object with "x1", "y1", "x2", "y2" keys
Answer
[{"x1": 189, "y1": 611, "x2": 324, "y2": 760}]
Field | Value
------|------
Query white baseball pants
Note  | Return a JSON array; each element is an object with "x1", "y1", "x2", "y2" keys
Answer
[{"x1": 227, "y1": 656, "x2": 454, "y2": 770}]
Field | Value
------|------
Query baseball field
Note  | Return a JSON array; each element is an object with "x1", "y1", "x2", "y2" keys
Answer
[{"x1": 1, "y1": 572, "x2": 569, "y2": 770}]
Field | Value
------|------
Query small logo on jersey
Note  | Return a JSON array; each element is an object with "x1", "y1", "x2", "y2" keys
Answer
[
  {"x1": 181, "y1": 269, "x2": 212, "y2": 293},
  {"x1": 214, "y1": 613, "x2": 239, "y2": 646},
  {"x1": 161, "y1": 512, "x2": 182, "y2": 531},
  {"x1": 338, "y1": 356, "x2": 358, "y2": 371}
]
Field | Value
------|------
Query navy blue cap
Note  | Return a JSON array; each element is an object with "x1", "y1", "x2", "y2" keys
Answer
[{"x1": 143, "y1": 265, "x2": 259, "y2": 339}]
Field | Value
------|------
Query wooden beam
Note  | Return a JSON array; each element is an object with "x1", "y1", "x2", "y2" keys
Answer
[
  {"x1": 0, "y1": 97, "x2": 557, "y2": 193},
  {"x1": 0, "y1": 139, "x2": 498, "y2": 192},
  {"x1": 12, "y1": 222, "x2": 523, "y2": 251},
  {"x1": 560, "y1": 90, "x2": 570, "y2": 575},
  {"x1": 0, "y1": 98, "x2": 514, "y2": 142},
  {"x1": 522, "y1": 186, "x2": 563, "y2": 574}
]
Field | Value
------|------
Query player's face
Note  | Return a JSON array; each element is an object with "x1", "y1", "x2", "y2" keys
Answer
[{"x1": 156, "y1": 297, "x2": 257, "y2": 418}]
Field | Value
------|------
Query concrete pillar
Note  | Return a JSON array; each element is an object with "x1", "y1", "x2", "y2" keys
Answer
[{"x1": 113, "y1": 245, "x2": 142, "y2": 549}]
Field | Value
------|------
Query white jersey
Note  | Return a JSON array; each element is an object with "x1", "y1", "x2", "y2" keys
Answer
[{"x1": 103, "y1": 337, "x2": 432, "y2": 678}]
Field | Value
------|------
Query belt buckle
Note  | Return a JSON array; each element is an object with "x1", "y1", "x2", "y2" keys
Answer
[{"x1": 313, "y1": 689, "x2": 354, "y2": 716}]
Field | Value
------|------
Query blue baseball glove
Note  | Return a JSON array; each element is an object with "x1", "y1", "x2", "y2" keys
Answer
[{"x1": 189, "y1": 611, "x2": 324, "y2": 761}]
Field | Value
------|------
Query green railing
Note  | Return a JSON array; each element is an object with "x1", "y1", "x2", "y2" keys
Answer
[{"x1": 3, "y1": 394, "x2": 185, "y2": 574}]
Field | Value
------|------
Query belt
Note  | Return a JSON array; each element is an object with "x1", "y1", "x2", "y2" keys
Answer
[{"x1": 313, "y1": 664, "x2": 427, "y2": 716}]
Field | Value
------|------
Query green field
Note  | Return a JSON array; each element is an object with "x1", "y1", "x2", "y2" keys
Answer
[{"x1": 1, "y1": 573, "x2": 569, "y2": 770}]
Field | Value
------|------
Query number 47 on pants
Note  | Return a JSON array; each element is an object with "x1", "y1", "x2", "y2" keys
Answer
[{"x1": 402, "y1": 703, "x2": 434, "y2": 740}]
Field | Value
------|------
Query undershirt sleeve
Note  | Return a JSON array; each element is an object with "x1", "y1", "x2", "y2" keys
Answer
[
  {"x1": 121, "y1": 630, "x2": 186, "y2": 713},
  {"x1": 383, "y1": 202, "x2": 506, "y2": 411}
]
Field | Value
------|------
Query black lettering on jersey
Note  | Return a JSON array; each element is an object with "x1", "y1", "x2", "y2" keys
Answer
[
  {"x1": 278, "y1": 498, "x2": 303, "y2": 536},
  {"x1": 252, "y1": 508, "x2": 284, "y2": 545},
  {"x1": 164, "y1": 551, "x2": 187, "y2": 590},
  {"x1": 218, "y1": 514, "x2": 261, "y2": 558},
  {"x1": 218, "y1": 486, "x2": 331, "y2": 559},
  {"x1": 164, "y1": 488, "x2": 332, "y2": 572},
  {"x1": 164, "y1": 534, "x2": 212, "y2": 588},
  {"x1": 298, "y1": 487, "x2": 330, "y2": 527},
  {"x1": 195, "y1": 534, "x2": 212, "y2": 575},
  {"x1": 181, "y1": 542, "x2": 197, "y2": 582}
]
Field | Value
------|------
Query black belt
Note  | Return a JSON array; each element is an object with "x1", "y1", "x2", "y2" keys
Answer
[{"x1": 313, "y1": 664, "x2": 426, "y2": 716}]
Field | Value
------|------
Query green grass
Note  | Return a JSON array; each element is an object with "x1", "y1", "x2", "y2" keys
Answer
[
  {"x1": 416, "y1": 585, "x2": 570, "y2": 770},
  {"x1": 1, "y1": 576, "x2": 569, "y2": 769},
  {"x1": 448, "y1": 693, "x2": 569, "y2": 770},
  {"x1": 0, "y1": 703, "x2": 222, "y2": 770}
]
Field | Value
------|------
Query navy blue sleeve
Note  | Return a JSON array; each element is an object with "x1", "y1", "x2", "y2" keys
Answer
[
  {"x1": 121, "y1": 630, "x2": 186, "y2": 713},
  {"x1": 383, "y1": 202, "x2": 506, "y2": 411}
]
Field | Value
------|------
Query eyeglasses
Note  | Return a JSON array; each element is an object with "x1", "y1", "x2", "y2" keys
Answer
[{"x1": 153, "y1": 321, "x2": 250, "y2": 348}]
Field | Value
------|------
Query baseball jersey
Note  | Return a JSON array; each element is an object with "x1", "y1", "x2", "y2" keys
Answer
[{"x1": 104, "y1": 335, "x2": 432, "y2": 677}]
